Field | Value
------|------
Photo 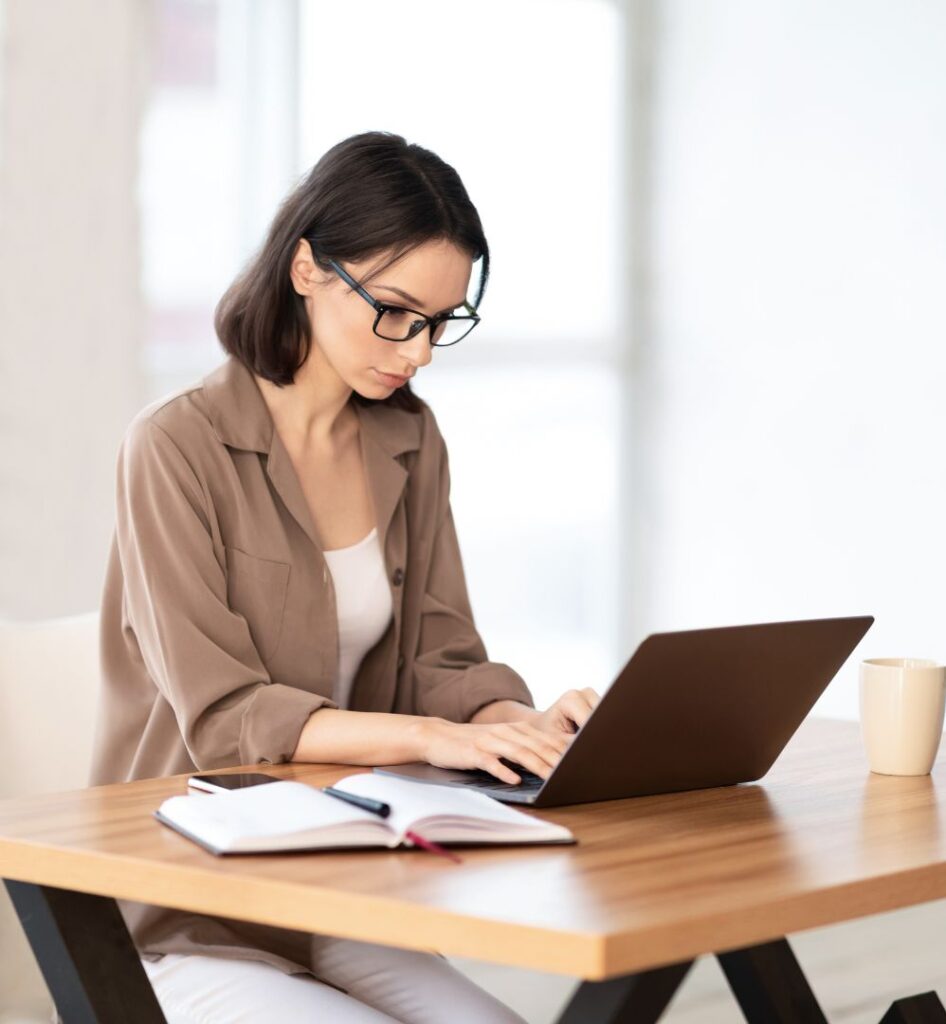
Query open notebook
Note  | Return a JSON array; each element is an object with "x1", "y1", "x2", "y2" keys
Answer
[{"x1": 154, "y1": 772, "x2": 575, "y2": 855}]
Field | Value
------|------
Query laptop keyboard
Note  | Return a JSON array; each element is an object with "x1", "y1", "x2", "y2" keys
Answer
[{"x1": 452, "y1": 767, "x2": 545, "y2": 792}]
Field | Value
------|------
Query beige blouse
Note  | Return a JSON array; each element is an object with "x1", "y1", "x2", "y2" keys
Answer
[{"x1": 87, "y1": 355, "x2": 535, "y2": 987}]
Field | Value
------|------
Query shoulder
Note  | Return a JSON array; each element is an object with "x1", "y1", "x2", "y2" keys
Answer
[
  {"x1": 122, "y1": 385, "x2": 201, "y2": 446},
  {"x1": 118, "y1": 380, "x2": 221, "y2": 488},
  {"x1": 121, "y1": 354, "x2": 265, "y2": 459}
]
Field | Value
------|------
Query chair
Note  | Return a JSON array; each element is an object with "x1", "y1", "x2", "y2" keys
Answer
[{"x1": 0, "y1": 613, "x2": 100, "y2": 1023}]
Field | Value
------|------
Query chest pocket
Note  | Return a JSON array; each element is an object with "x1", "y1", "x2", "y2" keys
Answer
[{"x1": 225, "y1": 546, "x2": 291, "y2": 662}]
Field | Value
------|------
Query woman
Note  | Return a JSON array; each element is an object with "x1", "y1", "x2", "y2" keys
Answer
[{"x1": 89, "y1": 130, "x2": 600, "y2": 1023}]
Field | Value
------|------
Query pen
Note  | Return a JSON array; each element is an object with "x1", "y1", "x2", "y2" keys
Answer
[
  {"x1": 403, "y1": 828, "x2": 463, "y2": 864},
  {"x1": 321, "y1": 786, "x2": 462, "y2": 864},
  {"x1": 322, "y1": 786, "x2": 390, "y2": 817}
]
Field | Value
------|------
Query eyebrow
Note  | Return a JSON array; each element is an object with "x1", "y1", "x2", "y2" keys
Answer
[{"x1": 375, "y1": 284, "x2": 467, "y2": 315}]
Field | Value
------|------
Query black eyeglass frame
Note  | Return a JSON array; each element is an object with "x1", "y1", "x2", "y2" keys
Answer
[{"x1": 305, "y1": 237, "x2": 481, "y2": 347}]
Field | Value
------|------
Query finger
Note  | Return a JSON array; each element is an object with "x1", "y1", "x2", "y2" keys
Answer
[
  {"x1": 535, "y1": 709, "x2": 579, "y2": 739},
  {"x1": 490, "y1": 739, "x2": 558, "y2": 780},
  {"x1": 558, "y1": 690, "x2": 595, "y2": 730},
  {"x1": 581, "y1": 687, "x2": 602, "y2": 708},
  {"x1": 478, "y1": 754, "x2": 520, "y2": 785},
  {"x1": 494, "y1": 722, "x2": 568, "y2": 757},
  {"x1": 504, "y1": 721, "x2": 569, "y2": 759},
  {"x1": 512, "y1": 723, "x2": 571, "y2": 762},
  {"x1": 476, "y1": 734, "x2": 543, "y2": 781},
  {"x1": 544, "y1": 729, "x2": 573, "y2": 753}
]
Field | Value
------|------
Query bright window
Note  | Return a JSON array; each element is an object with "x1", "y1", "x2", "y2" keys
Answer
[{"x1": 141, "y1": 0, "x2": 626, "y2": 709}]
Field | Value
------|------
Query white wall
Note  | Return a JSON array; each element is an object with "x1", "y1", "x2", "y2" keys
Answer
[
  {"x1": 642, "y1": 0, "x2": 946, "y2": 718},
  {"x1": 0, "y1": 0, "x2": 150, "y2": 619}
]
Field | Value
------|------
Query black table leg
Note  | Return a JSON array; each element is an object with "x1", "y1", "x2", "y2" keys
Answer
[
  {"x1": 556, "y1": 935, "x2": 828, "y2": 1024},
  {"x1": 717, "y1": 936, "x2": 828, "y2": 1023},
  {"x1": 880, "y1": 991, "x2": 946, "y2": 1023},
  {"x1": 4, "y1": 879, "x2": 166, "y2": 1024},
  {"x1": 555, "y1": 958, "x2": 694, "y2": 1024}
]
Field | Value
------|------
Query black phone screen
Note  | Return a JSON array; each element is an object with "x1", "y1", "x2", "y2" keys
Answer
[{"x1": 189, "y1": 772, "x2": 278, "y2": 790}]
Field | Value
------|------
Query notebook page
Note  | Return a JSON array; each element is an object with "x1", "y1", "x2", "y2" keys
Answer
[
  {"x1": 158, "y1": 780, "x2": 391, "y2": 850},
  {"x1": 332, "y1": 773, "x2": 571, "y2": 843}
]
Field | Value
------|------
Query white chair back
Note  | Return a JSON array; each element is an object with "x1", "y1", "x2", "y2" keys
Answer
[{"x1": 0, "y1": 613, "x2": 101, "y2": 1022}]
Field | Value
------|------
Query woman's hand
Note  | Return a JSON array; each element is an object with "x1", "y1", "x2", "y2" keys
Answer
[
  {"x1": 531, "y1": 687, "x2": 602, "y2": 737},
  {"x1": 419, "y1": 719, "x2": 573, "y2": 785}
]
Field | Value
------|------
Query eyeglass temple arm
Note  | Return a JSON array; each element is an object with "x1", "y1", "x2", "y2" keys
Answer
[
  {"x1": 330, "y1": 258, "x2": 381, "y2": 309},
  {"x1": 307, "y1": 236, "x2": 479, "y2": 317},
  {"x1": 304, "y1": 237, "x2": 381, "y2": 309}
]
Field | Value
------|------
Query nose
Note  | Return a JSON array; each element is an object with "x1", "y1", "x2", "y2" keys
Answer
[{"x1": 398, "y1": 327, "x2": 434, "y2": 371}]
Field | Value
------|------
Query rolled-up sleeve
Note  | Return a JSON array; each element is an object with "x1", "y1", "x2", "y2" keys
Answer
[
  {"x1": 412, "y1": 421, "x2": 535, "y2": 723},
  {"x1": 116, "y1": 417, "x2": 337, "y2": 769}
]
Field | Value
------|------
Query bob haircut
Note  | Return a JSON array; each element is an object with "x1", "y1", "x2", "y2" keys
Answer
[{"x1": 214, "y1": 131, "x2": 490, "y2": 414}]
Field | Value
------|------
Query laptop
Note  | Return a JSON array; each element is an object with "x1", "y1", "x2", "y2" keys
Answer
[{"x1": 374, "y1": 615, "x2": 874, "y2": 807}]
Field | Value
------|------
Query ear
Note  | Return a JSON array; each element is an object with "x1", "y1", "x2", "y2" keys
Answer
[{"x1": 289, "y1": 238, "x2": 327, "y2": 296}]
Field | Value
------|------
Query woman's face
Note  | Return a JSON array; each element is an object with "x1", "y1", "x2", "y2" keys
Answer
[{"x1": 292, "y1": 237, "x2": 474, "y2": 399}]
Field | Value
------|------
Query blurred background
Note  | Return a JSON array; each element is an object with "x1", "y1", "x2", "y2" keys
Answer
[
  {"x1": 2, "y1": 3, "x2": 946, "y2": 1021},
  {"x1": 2, "y1": 0, "x2": 946, "y2": 718}
]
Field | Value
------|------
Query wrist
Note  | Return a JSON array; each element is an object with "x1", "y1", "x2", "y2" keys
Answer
[{"x1": 412, "y1": 714, "x2": 446, "y2": 761}]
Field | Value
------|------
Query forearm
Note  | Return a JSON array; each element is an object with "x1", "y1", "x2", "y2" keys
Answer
[
  {"x1": 468, "y1": 699, "x2": 537, "y2": 725},
  {"x1": 290, "y1": 708, "x2": 435, "y2": 765}
]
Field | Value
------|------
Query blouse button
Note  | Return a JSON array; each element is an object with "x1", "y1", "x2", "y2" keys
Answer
[{"x1": 392, "y1": 567, "x2": 405, "y2": 586}]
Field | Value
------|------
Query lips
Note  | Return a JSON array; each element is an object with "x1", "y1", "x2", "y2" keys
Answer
[{"x1": 378, "y1": 371, "x2": 411, "y2": 382}]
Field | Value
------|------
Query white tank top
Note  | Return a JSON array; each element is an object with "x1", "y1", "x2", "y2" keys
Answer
[{"x1": 322, "y1": 526, "x2": 393, "y2": 709}]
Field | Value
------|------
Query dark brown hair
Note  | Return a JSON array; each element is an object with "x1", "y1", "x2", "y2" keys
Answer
[{"x1": 214, "y1": 131, "x2": 490, "y2": 413}]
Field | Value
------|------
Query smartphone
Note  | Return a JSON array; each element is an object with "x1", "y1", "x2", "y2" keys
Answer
[{"x1": 187, "y1": 772, "x2": 279, "y2": 794}]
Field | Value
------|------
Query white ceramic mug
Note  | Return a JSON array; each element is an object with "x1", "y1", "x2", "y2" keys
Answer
[{"x1": 859, "y1": 658, "x2": 946, "y2": 775}]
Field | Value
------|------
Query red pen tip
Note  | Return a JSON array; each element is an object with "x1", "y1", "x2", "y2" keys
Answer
[{"x1": 405, "y1": 829, "x2": 462, "y2": 863}]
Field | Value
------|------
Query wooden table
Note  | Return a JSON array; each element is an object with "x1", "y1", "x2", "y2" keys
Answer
[{"x1": 3, "y1": 718, "x2": 946, "y2": 1023}]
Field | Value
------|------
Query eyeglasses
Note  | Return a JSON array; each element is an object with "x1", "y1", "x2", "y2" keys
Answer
[{"x1": 305, "y1": 237, "x2": 481, "y2": 347}]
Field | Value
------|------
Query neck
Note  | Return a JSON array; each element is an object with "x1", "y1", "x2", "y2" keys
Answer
[{"x1": 255, "y1": 349, "x2": 354, "y2": 452}]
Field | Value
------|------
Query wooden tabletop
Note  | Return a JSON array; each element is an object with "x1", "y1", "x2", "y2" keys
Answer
[{"x1": 1, "y1": 717, "x2": 945, "y2": 981}]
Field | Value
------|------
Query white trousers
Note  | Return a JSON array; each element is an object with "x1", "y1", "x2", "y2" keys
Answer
[{"x1": 139, "y1": 935, "x2": 529, "y2": 1024}]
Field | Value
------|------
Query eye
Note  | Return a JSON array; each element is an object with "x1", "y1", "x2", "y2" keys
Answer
[
  {"x1": 376, "y1": 305, "x2": 429, "y2": 341},
  {"x1": 382, "y1": 306, "x2": 420, "y2": 324}
]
